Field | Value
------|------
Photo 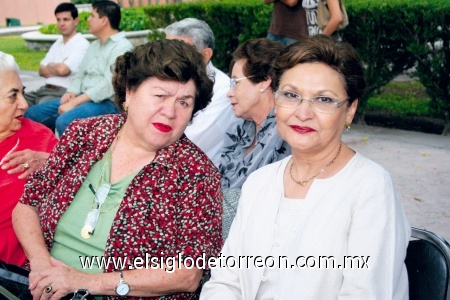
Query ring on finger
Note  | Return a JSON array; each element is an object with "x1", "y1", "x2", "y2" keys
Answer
[
  {"x1": 44, "y1": 285, "x2": 53, "y2": 294},
  {"x1": 23, "y1": 163, "x2": 30, "y2": 170}
]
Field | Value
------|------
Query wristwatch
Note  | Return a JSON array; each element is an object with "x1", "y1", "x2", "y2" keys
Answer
[
  {"x1": 70, "y1": 289, "x2": 90, "y2": 300},
  {"x1": 115, "y1": 271, "x2": 130, "y2": 296}
]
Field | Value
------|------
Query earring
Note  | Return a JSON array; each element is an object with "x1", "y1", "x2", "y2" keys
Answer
[
  {"x1": 122, "y1": 103, "x2": 128, "y2": 112},
  {"x1": 345, "y1": 122, "x2": 351, "y2": 131},
  {"x1": 260, "y1": 89, "x2": 265, "y2": 93}
]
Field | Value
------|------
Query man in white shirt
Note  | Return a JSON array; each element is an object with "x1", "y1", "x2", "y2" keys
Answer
[
  {"x1": 24, "y1": 2, "x2": 89, "y2": 106},
  {"x1": 165, "y1": 18, "x2": 237, "y2": 168},
  {"x1": 25, "y1": 1, "x2": 133, "y2": 136}
]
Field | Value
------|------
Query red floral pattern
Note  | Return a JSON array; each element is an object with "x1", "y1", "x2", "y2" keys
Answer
[{"x1": 20, "y1": 114, "x2": 223, "y2": 300}]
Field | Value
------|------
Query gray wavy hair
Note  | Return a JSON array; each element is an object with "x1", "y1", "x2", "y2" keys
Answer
[
  {"x1": 165, "y1": 18, "x2": 215, "y2": 51},
  {"x1": 0, "y1": 51, "x2": 19, "y2": 72}
]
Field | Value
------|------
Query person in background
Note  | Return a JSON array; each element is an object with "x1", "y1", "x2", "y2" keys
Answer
[
  {"x1": 220, "y1": 38, "x2": 291, "y2": 240},
  {"x1": 165, "y1": 18, "x2": 237, "y2": 168},
  {"x1": 201, "y1": 35, "x2": 410, "y2": 299},
  {"x1": 13, "y1": 39, "x2": 222, "y2": 300},
  {"x1": 24, "y1": 2, "x2": 89, "y2": 107},
  {"x1": 0, "y1": 52, "x2": 58, "y2": 267},
  {"x1": 25, "y1": 0, "x2": 133, "y2": 136},
  {"x1": 264, "y1": 0, "x2": 309, "y2": 46},
  {"x1": 302, "y1": 0, "x2": 343, "y2": 39}
]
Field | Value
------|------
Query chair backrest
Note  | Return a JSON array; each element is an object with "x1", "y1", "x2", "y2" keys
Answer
[{"x1": 405, "y1": 227, "x2": 450, "y2": 300}]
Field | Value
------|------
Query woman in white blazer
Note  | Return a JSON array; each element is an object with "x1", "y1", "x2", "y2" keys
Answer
[{"x1": 201, "y1": 35, "x2": 410, "y2": 299}]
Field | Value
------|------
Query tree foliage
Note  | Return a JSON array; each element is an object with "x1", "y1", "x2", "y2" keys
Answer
[
  {"x1": 144, "y1": 0, "x2": 272, "y2": 72},
  {"x1": 344, "y1": 1, "x2": 415, "y2": 124},
  {"x1": 397, "y1": 1, "x2": 450, "y2": 135}
]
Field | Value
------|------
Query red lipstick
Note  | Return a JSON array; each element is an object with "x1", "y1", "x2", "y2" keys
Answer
[
  {"x1": 153, "y1": 123, "x2": 172, "y2": 133},
  {"x1": 290, "y1": 125, "x2": 315, "y2": 134}
]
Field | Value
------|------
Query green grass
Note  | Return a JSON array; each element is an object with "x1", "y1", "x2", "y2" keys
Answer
[
  {"x1": 0, "y1": 35, "x2": 46, "y2": 70},
  {"x1": 366, "y1": 81, "x2": 432, "y2": 117}
]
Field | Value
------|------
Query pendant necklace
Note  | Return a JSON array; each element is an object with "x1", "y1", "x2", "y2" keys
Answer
[
  {"x1": 289, "y1": 142, "x2": 342, "y2": 187},
  {"x1": 81, "y1": 130, "x2": 121, "y2": 239}
]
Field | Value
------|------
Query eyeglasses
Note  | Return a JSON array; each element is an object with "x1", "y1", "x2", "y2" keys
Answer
[
  {"x1": 274, "y1": 90, "x2": 349, "y2": 114},
  {"x1": 230, "y1": 76, "x2": 254, "y2": 90},
  {"x1": 81, "y1": 183, "x2": 111, "y2": 238}
]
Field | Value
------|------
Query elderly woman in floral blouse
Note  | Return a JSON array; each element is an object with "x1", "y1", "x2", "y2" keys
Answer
[
  {"x1": 13, "y1": 40, "x2": 222, "y2": 300},
  {"x1": 220, "y1": 38, "x2": 291, "y2": 239}
]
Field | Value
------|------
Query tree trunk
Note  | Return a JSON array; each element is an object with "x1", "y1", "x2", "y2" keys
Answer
[
  {"x1": 354, "y1": 110, "x2": 367, "y2": 126},
  {"x1": 442, "y1": 111, "x2": 450, "y2": 136},
  {"x1": 441, "y1": 123, "x2": 450, "y2": 136}
]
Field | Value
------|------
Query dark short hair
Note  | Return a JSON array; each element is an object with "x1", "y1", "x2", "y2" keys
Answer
[
  {"x1": 113, "y1": 39, "x2": 214, "y2": 120},
  {"x1": 273, "y1": 35, "x2": 366, "y2": 105},
  {"x1": 92, "y1": 1, "x2": 121, "y2": 30},
  {"x1": 229, "y1": 38, "x2": 285, "y2": 90},
  {"x1": 55, "y1": 2, "x2": 78, "y2": 19}
]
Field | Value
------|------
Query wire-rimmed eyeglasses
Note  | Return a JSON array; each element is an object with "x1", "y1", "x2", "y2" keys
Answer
[
  {"x1": 81, "y1": 183, "x2": 111, "y2": 238},
  {"x1": 274, "y1": 90, "x2": 349, "y2": 114},
  {"x1": 230, "y1": 76, "x2": 254, "y2": 90}
]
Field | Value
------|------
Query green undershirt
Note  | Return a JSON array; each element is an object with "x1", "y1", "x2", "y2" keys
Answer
[{"x1": 51, "y1": 147, "x2": 140, "y2": 274}]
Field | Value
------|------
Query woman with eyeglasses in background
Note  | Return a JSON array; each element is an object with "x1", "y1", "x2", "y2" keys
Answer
[
  {"x1": 202, "y1": 35, "x2": 410, "y2": 299},
  {"x1": 219, "y1": 38, "x2": 291, "y2": 240},
  {"x1": 12, "y1": 40, "x2": 222, "y2": 300}
]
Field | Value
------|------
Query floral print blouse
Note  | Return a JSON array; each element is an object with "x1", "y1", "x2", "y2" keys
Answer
[
  {"x1": 219, "y1": 108, "x2": 291, "y2": 189},
  {"x1": 20, "y1": 114, "x2": 223, "y2": 300}
]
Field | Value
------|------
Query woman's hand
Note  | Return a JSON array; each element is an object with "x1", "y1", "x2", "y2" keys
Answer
[
  {"x1": 0, "y1": 150, "x2": 50, "y2": 179},
  {"x1": 28, "y1": 257, "x2": 53, "y2": 299},
  {"x1": 30, "y1": 257, "x2": 90, "y2": 300}
]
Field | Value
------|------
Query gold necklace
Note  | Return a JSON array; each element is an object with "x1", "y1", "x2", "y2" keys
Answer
[{"x1": 289, "y1": 142, "x2": 342, "y2": 187}]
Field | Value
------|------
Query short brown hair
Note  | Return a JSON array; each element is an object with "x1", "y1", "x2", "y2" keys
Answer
[
  {"x1": 229, "y1": 38, "x2": 285, "y2": 90},
  {"x1": 273, "y1": 35, "x2": 366, "y2": 104},
  {"x1": 113, "y1": 39, "x2": 214, "y2": 120}
]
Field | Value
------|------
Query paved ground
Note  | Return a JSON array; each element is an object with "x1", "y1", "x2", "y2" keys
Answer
[
  {"x1": 18, "y1": 69, "x2": 450, "y2": 243},
  {"x1": 342, "y1": 125, "x2": 450, "y2": 242}
]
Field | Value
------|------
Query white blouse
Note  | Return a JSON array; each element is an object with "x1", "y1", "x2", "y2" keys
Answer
[
  {"x1": 201, "y1": 152, "x2": 410, "y2": 300},
  {"x1": 256, "y1": 197, "x2": 305, "y2": 300}
]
